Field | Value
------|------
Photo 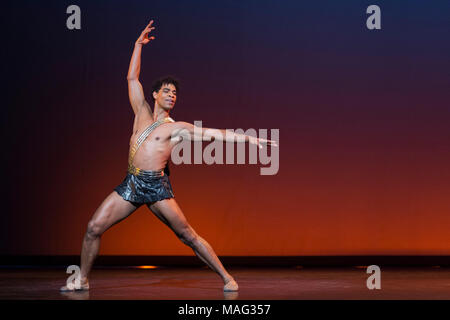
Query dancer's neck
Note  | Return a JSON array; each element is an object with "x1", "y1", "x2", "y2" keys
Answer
[{"x1": 153, "y1": 105, "x2": 170, "y2": 122}]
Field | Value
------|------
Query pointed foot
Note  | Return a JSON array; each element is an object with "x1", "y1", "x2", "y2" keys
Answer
[
  {"x1": 59, "y1": 281, "x2": 90, "y2": 292},
  {"x1": 223, "y1": 279, "x2": 239, "y2": 292}
]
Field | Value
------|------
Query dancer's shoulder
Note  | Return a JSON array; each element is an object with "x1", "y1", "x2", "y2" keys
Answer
[{"x1": 168, "y1": 121, "x2": 197, "y2": 136}]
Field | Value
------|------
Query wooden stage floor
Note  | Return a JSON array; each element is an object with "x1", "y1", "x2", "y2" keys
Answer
[{"x1": 1, "y1": 266, "x2": 450, "y2": 300}]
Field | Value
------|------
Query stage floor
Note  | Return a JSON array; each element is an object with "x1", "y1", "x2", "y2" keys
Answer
[{"x1": 1, "y1": 266, "x2": 449, "y2": 300}]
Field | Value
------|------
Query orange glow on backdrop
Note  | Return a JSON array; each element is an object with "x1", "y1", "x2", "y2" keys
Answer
[{"x1": 3, "y1": 1, "x2": 450, "y2": 257}]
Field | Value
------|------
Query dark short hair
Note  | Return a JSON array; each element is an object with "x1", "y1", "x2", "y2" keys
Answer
[{"x1": 151, "y1": 76, "x2": 180, "y2": 101}]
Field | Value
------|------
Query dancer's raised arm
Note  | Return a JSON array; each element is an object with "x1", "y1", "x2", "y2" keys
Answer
[{"x1": 126, "y1": 20, "x2": 156, "y2": 115}]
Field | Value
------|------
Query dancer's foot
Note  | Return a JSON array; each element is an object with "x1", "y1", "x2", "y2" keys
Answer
[
  {"x1": 223, "y1": 277, "x2": 239, "y2": 292},
  {"x1": 60, "y1": 278, "x2": 90, "y2": 292}
]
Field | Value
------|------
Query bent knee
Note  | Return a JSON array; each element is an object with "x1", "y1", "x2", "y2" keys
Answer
[
  {"x1": 86, "y1": 220, "x2": 105, "y2": 239},
  {"x1": 178, "y1": 228, "x2": 198, "y2": 247}
]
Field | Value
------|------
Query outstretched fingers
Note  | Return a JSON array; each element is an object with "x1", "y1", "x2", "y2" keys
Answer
[
  {"x1": 142, "y1": 27, "x2": 155, "y2": 37},
  {"x1": 145, "y1": 20, "x2": 156, "y2": 32},
  {"x1": 138, "y1": 20, "x2": 156, "y2": 43}
]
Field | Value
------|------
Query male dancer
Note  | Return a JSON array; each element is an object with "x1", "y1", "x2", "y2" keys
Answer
[{"x1": 61, "y1": 20, "x2": 276, "y2": 292}]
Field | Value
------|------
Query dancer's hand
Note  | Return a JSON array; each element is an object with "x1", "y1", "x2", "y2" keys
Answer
[
  {"x1": 136, "y1": 20, "x2": 156, "y2": 45},
  {"x1": 248, "y1": 136, "x2": 278, "y2": 149}
]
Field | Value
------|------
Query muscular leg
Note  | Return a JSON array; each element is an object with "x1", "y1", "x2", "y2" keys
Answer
[
  {"x1": 147, "y1": 198, "x2": 238, "y2": 291},
  {"x1": 61, "y1": 191, "x2": 139, "y2": 291}
]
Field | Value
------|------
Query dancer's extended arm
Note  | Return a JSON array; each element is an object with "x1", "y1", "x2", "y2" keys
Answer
[
  {"x1": 127, "y1": 20, "x2": 156, "y2": 116},
  {"x1": 173, "y1": 122, "x2": 278, "y2": 149}
]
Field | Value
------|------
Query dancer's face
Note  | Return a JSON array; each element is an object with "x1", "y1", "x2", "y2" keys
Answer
[{"x1": 153, "y1": 83, "x2": 177, "y2": 111}]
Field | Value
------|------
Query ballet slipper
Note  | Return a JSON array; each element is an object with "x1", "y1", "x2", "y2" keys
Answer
[
  {"x1": 59, "y1": 281, "x2": 90, "y2": 292},
  {"x1": 223, "y1": 279, "x2": 239, "y2": 292}
]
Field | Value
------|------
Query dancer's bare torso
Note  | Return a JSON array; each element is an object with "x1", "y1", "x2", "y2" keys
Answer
[{"x1": 128, "y1": 106, "x2": 182, "y2": 171}]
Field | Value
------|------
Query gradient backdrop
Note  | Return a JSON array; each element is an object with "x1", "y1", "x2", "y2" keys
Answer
[{"x1": 1, "y1": 0, "x2": 449, "y2": 256}]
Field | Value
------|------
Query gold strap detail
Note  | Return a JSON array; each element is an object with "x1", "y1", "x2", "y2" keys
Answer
[{"x1": 128, "y1": 117, "x2": 174, "y2": 175}]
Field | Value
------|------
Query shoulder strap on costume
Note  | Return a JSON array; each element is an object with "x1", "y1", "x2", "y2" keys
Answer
[{"x1": 128, "y1": 117, "x2": 175, "y2": 166}]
